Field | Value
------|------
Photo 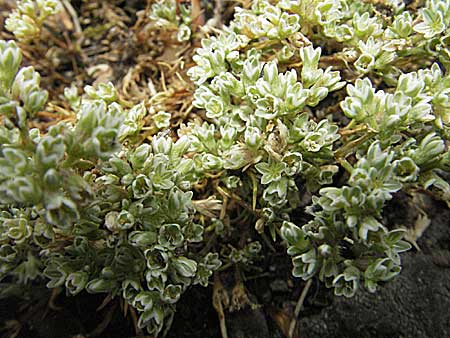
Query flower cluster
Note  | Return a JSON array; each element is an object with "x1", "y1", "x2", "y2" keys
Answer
[
  {"x1": 150, "y1": 0, "x2": 193, "y2": 42},
  {"x1": 5, "y1": 0, "x2": 61, "y2": 42}
]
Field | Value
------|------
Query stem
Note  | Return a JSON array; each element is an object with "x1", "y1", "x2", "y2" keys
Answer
[
  {"x1": 334, "y1": 131, "x2": 376, "y2": 159},
  {"x1": 342, "y1": 119, "x2": 356, "y2": 131},
  {"x1": 248, "y1": 171, "x2": 258, "y2": 211},
  {"x1": 340, "y1": 124, "x2": 367, "y2": 137},
  {"x1": 19, "y1": 127, "x2": 34, "y2": 151},
  {"x1": 338, "y1": 157, "x2": 354, "y2": 174},
  {"x1": 216, "y1": 186, "x2": 261, "y2": 217},
  {"x1": 288, "y1": 279, "x2": 313, "y2": 338}
]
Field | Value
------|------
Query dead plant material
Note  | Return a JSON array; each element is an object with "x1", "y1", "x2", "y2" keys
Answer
[
  {"x1": 213, "y1": 274, "x2": 230, "y2": 338},
  {"x1": 405, "y1": 210, "x2": 431, "y2": 251}
]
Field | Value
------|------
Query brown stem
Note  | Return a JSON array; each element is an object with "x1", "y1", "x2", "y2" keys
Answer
[{"x1": 288, "y1": 279, "x2": 313, "y2": 338}]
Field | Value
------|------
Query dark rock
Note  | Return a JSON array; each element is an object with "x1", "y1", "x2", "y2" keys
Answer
[{"x1": 227, "y1": 305, "x2": 271, "y2": 338}]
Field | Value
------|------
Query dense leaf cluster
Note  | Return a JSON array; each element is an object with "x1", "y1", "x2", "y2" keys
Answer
[
  {"x1": 0, "y1": 40, "x2": 221, "y2": 336},
  {"x1": 1, "y1": 0, "x2": 449, "y2": 336}
]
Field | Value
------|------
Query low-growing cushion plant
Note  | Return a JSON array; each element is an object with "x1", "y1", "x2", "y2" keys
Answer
[{"x1": 1, "y1": 0, "x2": 449, "y2": 336}]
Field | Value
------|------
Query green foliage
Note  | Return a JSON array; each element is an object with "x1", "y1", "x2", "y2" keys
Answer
[
  {"x1": 1, "y1": 0, "x2": 450, "y2": 336},
  {"x1": 282, "y1": 142, "x2": 415, "y2": 296},
  {"x1": 187, "y1": 43, "x2": 343, "y2": 226},
  {"x1": 5, "y1": 0, "x2": 61, "y2": 42},
  {"x1": 341, "y1": 64, "x2": 449, "y2": 132},
  {"x1": 0, "y1": 41, "x2": 220, "y2": 336},
  {"x1": 185, "y1": 0, "x2": 449, "y2": 297},
  {"x1": 150, "y1": 0, "x2": 193, "y2": 42}
]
